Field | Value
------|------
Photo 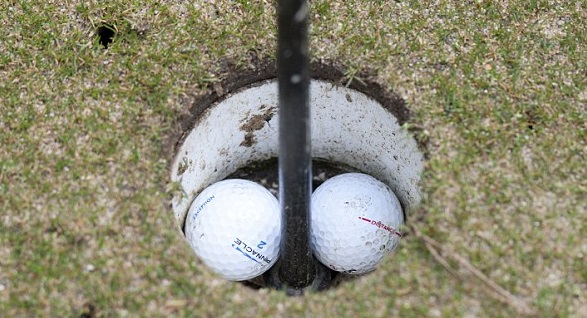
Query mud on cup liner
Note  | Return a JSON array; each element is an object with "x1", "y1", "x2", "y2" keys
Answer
[{"x1": 168, "y1": 72, "x2": 425, "y2": 289}]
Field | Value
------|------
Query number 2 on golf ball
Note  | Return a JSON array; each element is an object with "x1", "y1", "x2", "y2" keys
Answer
[{"x1": 184, "y1": 179, "x2": 281, "y2": 281}]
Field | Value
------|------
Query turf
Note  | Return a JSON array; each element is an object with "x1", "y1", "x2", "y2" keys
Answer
[{"x1": 1, "y1": 0, "x2": 585, "y2": 317}]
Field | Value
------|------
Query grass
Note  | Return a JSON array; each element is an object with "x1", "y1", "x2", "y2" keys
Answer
[{"x1": 1, "y1": 0, "x2": 586, "y2": 317}]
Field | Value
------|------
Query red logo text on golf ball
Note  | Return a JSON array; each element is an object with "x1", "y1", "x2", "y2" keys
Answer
[{"x1": 358, "y1": 217, "x2": 402, "y2": 237}]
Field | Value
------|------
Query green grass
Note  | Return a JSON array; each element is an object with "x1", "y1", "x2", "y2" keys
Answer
[{"x1": 1, "y1": 0, "x2": 586, "y2": 317}]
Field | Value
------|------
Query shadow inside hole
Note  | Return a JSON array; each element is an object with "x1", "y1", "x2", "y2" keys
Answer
[
  {"x1": 225, "y1": 158, "x2": 394, "y2": 291},
  {"x1": 226, "y1": 158, "x2": 358, "y2": 195},
  {"x1": 96, "y1": 24, "x2": 115, "y2": 49}
]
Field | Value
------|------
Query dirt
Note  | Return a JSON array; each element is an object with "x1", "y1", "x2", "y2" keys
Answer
[{"x1": 239, "y1": 105, "x2": 276, "y2": 147}]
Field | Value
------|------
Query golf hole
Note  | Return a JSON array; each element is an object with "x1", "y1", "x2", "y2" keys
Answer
[
  {"x1": 96, "y1": 24, "x2": 115, "y2": 49},
  {"x1": 168, "y1": 62, "x2": 425, "y2": 288}
]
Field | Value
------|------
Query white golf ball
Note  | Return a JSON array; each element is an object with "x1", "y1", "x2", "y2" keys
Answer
[
  {"x1": 311, "y1": 173, "x2": 404, "y2": 274},
  {"x1": 184, "y1": 179, "x2": 281, "y2": 281}
]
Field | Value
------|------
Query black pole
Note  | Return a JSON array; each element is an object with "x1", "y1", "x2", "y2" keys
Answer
[{"x1": 276, "y1": 0, "x2": 315, "y2": 289}]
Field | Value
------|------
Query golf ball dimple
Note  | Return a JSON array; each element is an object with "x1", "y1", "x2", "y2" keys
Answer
[
  {"x1": 311, "y1": 173, "x2": 404, "y2": 274},
  {"x1": 184, "y1": 179, "x2": 281, "y2": 281}
]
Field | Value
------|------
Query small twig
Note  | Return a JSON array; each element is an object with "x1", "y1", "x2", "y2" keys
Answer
[
  {"x1": 410, "y1": 224, "x2": 537, "y2": 316},
  {"x1": 417, "y1": 231, "x2": 516, "y2": 308},
  {"x1": 421, "y1": 240, "x2": 460, "y2": 279}
]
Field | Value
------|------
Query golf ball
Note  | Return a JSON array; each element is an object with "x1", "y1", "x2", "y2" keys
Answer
[
  {"x1": 184, "y1": 179, "x2": 281, "y2": 281},
  {"x1": 311, "y1": 173, "x2": 404, "y2": 274}
]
